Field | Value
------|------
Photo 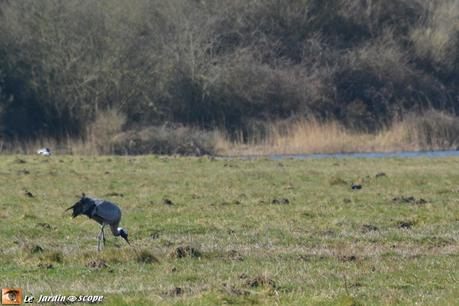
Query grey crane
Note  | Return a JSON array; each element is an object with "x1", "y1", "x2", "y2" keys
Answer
[{"x1": 66, "y1": 194, "x2": 130, "y2": 251}]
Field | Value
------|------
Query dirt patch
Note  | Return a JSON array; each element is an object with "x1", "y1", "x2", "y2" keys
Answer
[
  {"x1": 298, "y1": 254, "x2": 327, "y2": 261},
  {"x1": 375, "y1": 172, "x2": 387, "y2": 178},
  {"x1": 136, "y1": 250, "x2": 159, "y2": 263},
  {"x1": 30, "y1": 245, "x2": 44, "y2": 254},
  {"x1": 191, "y1": 193, "x2": 200, "y2": 199},
  {"x1": 227, "y1": 250, "x2": 244, "y2": 261},
  {"x1": 271, "y1": 198, "x2": 289, "y2": 205},
  {"x1": 424, "y1": 237, "x2": 455, "y2": 247},
  {"x1": 37, "y1": 223, "x2": 56, "y2": 230},
  {"x1": 397, "y1": 220, "x2": 416, "y2": 229},
  {"x1": 164, "y1": 287, "x2": 184, "y2": 297},
  {"x1": 23, "y1": 189, "x2": 34, "y2": 198},
  {"x1": 392, "y1": 196, "x2": 428, "y2": 205},
  {"x1": 245, "y1": 275, "x2": 277, "y2": 289},
  {"x1": 361, "y1": 224, "x2": 379, "y2": 233},
  {"x1": 150, "y1": 231, "x2": 160, "y2": 240},
  {"x1": 41, "y1": 251, "x2": 63, "y2": 263},
  {"x1": 37, "y1": 262, "x2": 54, "y2": 269},
  {"x1": 329, "y1": 177, "x2": 347, "y2": 186},
  {"x1": 161, "y1": 239, "x2": 174, "y2": 247},
  {"x1": 239, "y1": 273, "x2": 249, "y2": 279},
  {"x1": 302, "y1": 211, "x2": 316, "y2": 218},
  {"x1": 104, "y1": 192, "x2": 124, "y2": 197},
  {"x1": 18, "y1": 169, "x2": 30, "y2": 175},
  {"x1": 339, "y1": 255, "x2": 358, "y2": 262},
  {"x1": 170, "y1": 246, "x2": 202, "y2": 258},
  {"x1": 14, "y1": 158, "x2": 27, "y2": 164},
  {"x1": 162, "y1": 198, "x2": 174, "y2": 206},
  {"x1": 222, "y1": 283, "x2": 250, "y2": 296},
  {"x1": 221, "y1": 200, "x2": 241, "y2": 206},
  {"x1": 86, "y1": 259, "x2": 108, "y2": 269}
]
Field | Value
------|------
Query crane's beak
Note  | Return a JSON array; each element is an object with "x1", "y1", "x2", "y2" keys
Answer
[
  {"x1": 123, "y1": 236, "x2": 131, "y2": 245},
  {"x1": 65, "y1": 204, "x2": 75, "y2": 211},
  {"x1": 65, "y1": 202, "x2": 81, "y2": 218}
]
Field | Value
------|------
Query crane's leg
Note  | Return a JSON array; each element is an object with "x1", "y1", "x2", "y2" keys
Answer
[
  {"x1": 97, "y1": 230, "x2": 100, "y2": 252},
  {"x1": 101, "y1": 225, "x2": 106, "y2": 247},
  {"x1": 97, "y1": 225, "x2": 106, "y2": 252},
  {"x1": 97, "y1": 228, "x2": 101, "y2": 252}
]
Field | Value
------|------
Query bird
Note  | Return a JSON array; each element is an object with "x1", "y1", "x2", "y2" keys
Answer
[
  {"x1": 37, "y1": 148, "x2": 51, "y2": 156},
  {"x1": 66, "y1": 194, "x2": 130, "y2": 251}
]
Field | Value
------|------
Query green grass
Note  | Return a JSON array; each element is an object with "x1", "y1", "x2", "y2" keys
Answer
[{"x1": 0, "y1": 155, "x2": 458, "y2": 305}]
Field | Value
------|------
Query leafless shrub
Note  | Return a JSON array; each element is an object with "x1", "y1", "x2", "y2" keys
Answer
[
  {"x1": 112, "y1": 125, "x2": 217, "y2": 155},
  {"x1": 410, "y1": 0, "x2": 458, "y2": 70},
  {"x1": 398, "y1": 111, "x2": 459, "y2": 150},
  {"x1": 0, "y1": 0, "x2": 456, "y2": 147},
  {"x1": 86, "y1": 109, "x2": 126, "y2": 154}
]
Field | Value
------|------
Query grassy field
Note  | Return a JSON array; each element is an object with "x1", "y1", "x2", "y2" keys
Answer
[{"x1": 0, "y1": 155, "x2": 458, "y2": 305}]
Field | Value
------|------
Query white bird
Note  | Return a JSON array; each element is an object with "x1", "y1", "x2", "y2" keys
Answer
[
  {"x1": 66, "y1": 194, "x2": 130, "y2": 251},
  {"x1": 37, "y1": 148, "x2": 51, "y2": 156}
]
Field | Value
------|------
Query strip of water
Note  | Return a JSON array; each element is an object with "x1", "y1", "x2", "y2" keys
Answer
[{"x1": 224, "y1": 150, "x2": 459, "y2": 160}]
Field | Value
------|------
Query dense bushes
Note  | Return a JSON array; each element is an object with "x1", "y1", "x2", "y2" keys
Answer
[
  {"x1": 0, "y1": 0, "x2": 457, "y2": 142},
  {"x1": 111, "y1": 125, "x2": 217, "y2": 156}
]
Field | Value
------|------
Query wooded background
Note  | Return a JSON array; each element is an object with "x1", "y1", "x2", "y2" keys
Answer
[{"x1": 0, "y1": 0, "x2": 457, "y2": 144}]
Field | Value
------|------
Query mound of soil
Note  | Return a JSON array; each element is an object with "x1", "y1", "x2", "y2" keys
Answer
[
  {"x1": 361, "y1": 224, "x2": 379, "y2": 233},
  {"x1": 171, "y1": 246, "x2": 202, "y2": 258},
  {"x1": 37, "y1": 263, "x2": 54, "y2": 269},
  {"x1": 86, "y1": 260, "x2": 108, "y2": 269},
  {"x1": 162, "y1": 198, "x2": 174, "y2": 206},
  {"x1": 163, "y1": 287, "x2": 184, "y2": 297},
  {"x1": 227, "y1": 250, "x2": 244, "y2": 261},
  {"x1": 271, "y1": 198, "x2": 289, "y2": 205},
  {"x1": 397, "y1": 220, "x2": 415, "y2": 229},
  {"x1": 245, "y1": 275, "x2": 277, "y2": 289},
  {"x1": 136, "y1": 250, "x2": 159, "y2": 263},
  {"x1": 392, "y1": 196, "x2": 427, "y2": 205}
]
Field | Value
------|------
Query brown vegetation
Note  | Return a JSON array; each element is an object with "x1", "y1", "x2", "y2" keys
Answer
[
  {"x1": 1, "y1": 110, "x2": 459, "y2": 155},
  {"x1": 217, "y1": 111, "x2": 459, "y2": 155}
]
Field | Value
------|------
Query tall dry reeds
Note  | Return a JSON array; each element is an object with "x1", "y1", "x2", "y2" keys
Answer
[
  {"x1": 1, "y1": 111, "x2": 459, "y2": 156},
  {"x1": 215, "y1": 111, "x2": 459, "y2": 156}
]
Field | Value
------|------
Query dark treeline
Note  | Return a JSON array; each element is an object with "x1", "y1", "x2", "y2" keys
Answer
[{"x1": 0, "y1": 0, "x2": 457, "y2": 141}]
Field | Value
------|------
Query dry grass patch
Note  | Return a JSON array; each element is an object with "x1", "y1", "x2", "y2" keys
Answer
[
  {"x1": 136, "y1": 250, "x2": 160, "y2": 264},
  {"x1": 216, "y1": 111, "x2": 459, "y2": 155}
]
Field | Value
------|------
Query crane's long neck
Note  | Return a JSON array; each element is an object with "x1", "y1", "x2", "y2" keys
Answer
[{"x1": 110, "y1": 225, "x2": 122, "y2": 236}]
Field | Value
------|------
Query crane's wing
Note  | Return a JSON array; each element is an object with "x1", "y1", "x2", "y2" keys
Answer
[{"x1": 92, "y1": 200, "x2": 122, "y2": 224}]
